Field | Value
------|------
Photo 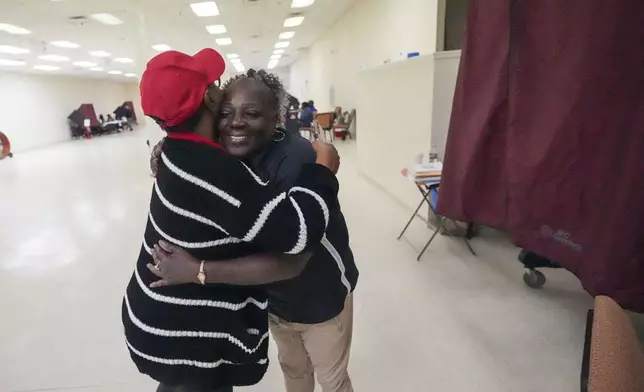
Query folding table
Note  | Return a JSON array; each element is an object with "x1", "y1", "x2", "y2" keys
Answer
[{"x1": 397, "y1": 176, "x2": 476, "y2": 261}]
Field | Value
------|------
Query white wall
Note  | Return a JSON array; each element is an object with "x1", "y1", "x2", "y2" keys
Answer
[
  {"x1": 289, "y1": 0, "x2": 440, "y2": 111},
  {"x1": 430, "y1": 51, "x2": 461, "y2": 159},
  {"x1": 0, "y1": 72, "x2": 140, "y2": 153},
  {"x1": 356, "y1": 55, "x2": 435, "y2": 214}
]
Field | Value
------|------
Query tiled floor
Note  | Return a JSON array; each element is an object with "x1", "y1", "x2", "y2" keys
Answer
[{"x1": 0, "y1": 130, "x2": 594, "y2": 392}]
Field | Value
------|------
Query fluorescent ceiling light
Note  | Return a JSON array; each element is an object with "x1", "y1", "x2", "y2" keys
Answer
[
  {"x1": 74, "y1": 61, "x2": 98, "y2": 67},
  {"x1": 34, "y1": 65, "x2": 60, "y2": 71},
  {"x1": 89, "y1": 50, "x2": 111, "y2": 57},
  {"x1": 230, "y1": 58, "x2": 241, "y2": 64},
  {"x1": 284, "y1": 16, "x2": 304, "y2": 27},
  {"x1": 274, "y1": 49, "x2": 285, "y2": 54},
  {"x1": 0, "y1": 59, "x2": 25, "y2": 66},
  {"x1": 271, "y1": 54, "x2": 282, "y2": 60},
  {"x1": 0, "y1": 23, "x2": 31, "y2": 35},
  {"x1": 215, "y1": 38, "x2": 232, "y2": 46},
  {"x1": 226, "y1": 53, "x2": 239, "y2": 59},
  {"x1": 38, "y1": 54, "x2": 69, "y2": 62},
  {"x1": 124, "y1": 73, "x2": 136, "y2": 77},
  {"x1": 108, "y1": 70, "x2": 122, "y2": 75},
  {"x1": 233, "y1": 63, "x2": 245, "y2": 72},
  {"x1": 206, "y1": 24, "x2": 227, "y2": 34},
  {"x1": 279, "y1": 31, "x2": 295, "y2": 40},
  {"x1": 51, "y1": 40, "x2": 80, "y2": 48},
  {"x1": 114, "y1": 57, "x2": 133, "y2": 64},
  {"x1": 0, "y1": 45, "x2": 29, "y2": 55},
  {"x1": 267, "y1": 62, "x2": 278, "y2": 70},
  {"x1": 291, "y1": 0, "x2": 315, "y2": 8},
  {"x1": 89, "y1": 67, "x2": 103, "y2": 71},
  {"x1": 190, "y1": 2, "x2": 219, "y2": 17},
  {"x1": 90, "y1": 13, "x2": 123, "y2": 25},
  {"x1": 275, "y1": 41, "x2": 290, "y2": 49},
  {"x1": 152, "y1": 44, "x2": 171, "y2": 52}
]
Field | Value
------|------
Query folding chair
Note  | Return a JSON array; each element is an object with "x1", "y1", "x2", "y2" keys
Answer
[{"x1": 398, "y1": 181, "x2": 476, "y2": 261}]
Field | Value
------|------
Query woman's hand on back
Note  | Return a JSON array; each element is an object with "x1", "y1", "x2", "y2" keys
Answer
[
  {"x1": 147, "y1": 241, "x2": 200, "y2": 288},
  {"x1": 312, "y1": 141, "x2": 340, "y2": 174},
  {"x1": 150, "y1": 138, "x2": 164, "y2": 177}
]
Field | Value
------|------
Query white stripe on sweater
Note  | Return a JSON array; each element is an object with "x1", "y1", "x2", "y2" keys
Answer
[
  {"x1": 161, "y1": 152, "x2": 241, "y2": 207},
  {"x1": 240, "y1": 162, "x2": 269, "y2": 186},
  {"x1": 285, "y1": 197, "x2": 307, "y2": 254},
  {"x1": 242, "y1": 192, "x2": 287, "y2": 242},
  {"x1": 126, "y1": 338, "x2": 268, "y2": 368},
  {"x1": 125, "y1": 294, "x2": 269, "y2": 354},
  {"x1": 321, "y1": 235, "x2": 351, "y2": 294},
  {"x1": 154, "y1": 180, "x2": 230, "y2": 235},
  {"x1": 289, "y1": 187, "x2": 330, "y2": 228},
  {"x1": 149, "y1": 212, "x2": 241, "y2": 249},
  {"x1": 137, "y1": 242, "x2": 268, "y2": 310}
]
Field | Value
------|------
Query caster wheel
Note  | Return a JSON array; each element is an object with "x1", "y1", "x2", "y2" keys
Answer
[{"x1": 523, "y1": 269, "x2": 546, "y2": 289}]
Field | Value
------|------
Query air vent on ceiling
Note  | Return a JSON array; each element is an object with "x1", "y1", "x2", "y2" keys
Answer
[
  {"x1": 288, "y1": 12, "x2": 303, "y2": 17},
  {"x1": 69, "y1": 15, "x2": 88, "y2": 20}
]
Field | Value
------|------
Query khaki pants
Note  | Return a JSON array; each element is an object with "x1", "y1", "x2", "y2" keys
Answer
[{"x1": 268, "y1": 294, "x2": 354, "y2": 392}]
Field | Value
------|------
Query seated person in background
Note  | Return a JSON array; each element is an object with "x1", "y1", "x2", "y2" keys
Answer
[
  {"x1": 308, "y1": 100, "x2": 317, "y2": 114},
  {"x1": 299, "y1": 102, "x2": 314, "y2": 127},
  {"x1": 106, "y1": 114, "x2": 115, "y2": 122},
  {"x1": 122, "y1": 48, "x2": 341, "y2": 392},
  {"x1": 99, "y1": 114, "x2": 105, "y2": 123}
]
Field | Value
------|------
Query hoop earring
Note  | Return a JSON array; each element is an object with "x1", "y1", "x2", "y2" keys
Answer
[{"x1": 272, "y1": 129, "x2": 285, "y2": 142}]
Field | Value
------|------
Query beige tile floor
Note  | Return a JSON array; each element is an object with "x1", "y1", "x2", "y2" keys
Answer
[{"x1": 0, "y1": 130, "x2": 594, "y2": 392}]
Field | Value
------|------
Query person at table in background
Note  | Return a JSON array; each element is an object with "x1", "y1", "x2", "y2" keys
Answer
[
  {"x1": 149, "y1": 69, "x2": 358, "y2": 392},
  {"x1": 299, "y1": 101, "x2": 314, "y2": 127},
  {"x1": 99, "y1": 114, "x2": 106, "y2": 124},
  {"x1": 124, "y1": 50, "x2": 342, "y2": 392},
  {"x1": 308, "y1": 100, "x2": 317, "y2": 114}
]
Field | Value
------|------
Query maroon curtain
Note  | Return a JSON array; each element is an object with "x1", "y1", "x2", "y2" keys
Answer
[
  {"x1": 438, "y1": 0, "x2": 644, "y2": 311},
  {"x1": 78, "y1": 104, "x2": 100, "y2": 126}
]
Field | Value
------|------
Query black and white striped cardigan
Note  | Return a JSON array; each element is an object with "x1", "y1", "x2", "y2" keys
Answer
[{"x1": 122, "y1": 136, "x2": 338, "y2": 389}]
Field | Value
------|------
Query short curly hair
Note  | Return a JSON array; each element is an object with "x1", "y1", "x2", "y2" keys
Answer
[{"x1": 222, "y1": 69, "x2": 288, "y2": 126}]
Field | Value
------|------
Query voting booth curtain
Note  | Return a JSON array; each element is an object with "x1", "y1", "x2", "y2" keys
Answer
[{"x1": 437, "y1": 0, "x2": 644, "y2": 311}]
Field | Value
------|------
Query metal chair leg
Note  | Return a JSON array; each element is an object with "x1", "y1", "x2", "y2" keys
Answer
[
  {"x1": 417, "y1": 218, "x2": 445, "y2": 261},
  {"x1": 462, "y1": 238, "x2": 477, "y2": 256},
  {"x1": 398, "y1": 193, "x2": 429, "y2": 240}
]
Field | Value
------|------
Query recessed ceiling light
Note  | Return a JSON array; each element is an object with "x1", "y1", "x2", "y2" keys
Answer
[
  {"x1": 271, "y1": 54, "x2": 282, "y2": 60},
  {"x1": 0, "y1": 45, "x2": 30, "y2": 55},
  {"x1": 0, "y1": 23, "x2": 31, "y2": 35},
  {"x1": 152, "y1": 44, "x2": 171, "y2": 52},
  {"x1": 74, "y1": 61, "x2": 98, "y2": 67},
  {"x1": 190, "y1": 2, "x2": 219, "y2": 17},
  {"x1": 274, "y1": 49, "x2": 285, "y2": 54},
  {"x1": 275, "y1": 41, "x2": 290, "y2": 49},
  {"x1": 291, "y1": 0, "x2": 315, "y2": 8},
  {"x1": 89, "y1": 50, "x2": 111, "y2": 57},
  {"x1": 206, "y1": 24, "x2": 227, "y2": 34},
  {"x1": 34, "y1": 65, "x2": 60, "y2": 71},
  {"x1": 226, "y1": 53, "x2": 239, "y2": 59},
  {"x1": 215, "y1": 38, "x2": 232, "y2": 45},
  {"x1": 38, "y1": 54, "x2": 70, "y2": 62},
  {"x1": 114, "y1": 57, "x2": 134, "y2": 64},
  {"x1": 90, "y1": 13, "x2": 123, "y2": 25},
  {"x1": 89, "y1": 67, "x2": 104, "y2": 71},
  {"x1": 51, "y1": 40, "x2": 80, "y2": 49},
  {"x1": 284, "y1": 16, "x2": 304, "y2": 27},
  {"x1": 279, "y1": 31, "x2": 295, "y2": 40},
  {"x1": 0, "y1": 59, "x2": 25, "y2": 66},
  {"x1": 108, "y1": 70, "x2": 122, "y2": 75},
  {"x1": 124, "y1": 73, "x2": 136, "y2": 77}
]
